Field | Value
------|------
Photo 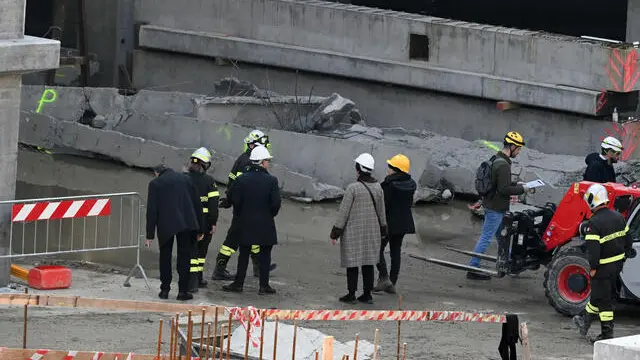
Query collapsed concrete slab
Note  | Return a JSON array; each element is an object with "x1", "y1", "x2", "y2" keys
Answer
[
  {"x1": 229, "y1": 321, "x2": 376, "y2": 360},
  {"x1": 19, "y1": 111, "x2": 344, "y2": 201},
  {"x1": 20, "y1": 85, "x2": 202, "y2": 126}
]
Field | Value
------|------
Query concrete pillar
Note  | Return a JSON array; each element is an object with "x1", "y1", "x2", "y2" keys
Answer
[
  {"x1": 0, "y1": 0, "x2": 60, "y2": 286},
  {"x1": 627, "y1": 0, "x2": 640, "y2": 42}
]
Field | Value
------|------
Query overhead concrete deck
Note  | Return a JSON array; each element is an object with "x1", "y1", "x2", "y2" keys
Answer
[
  {"x1": 138, "y1": 25, "x2": 614, "y2": 116},
  {"x1": 134, "y1": 0, "x2": 640, "y2": 115}
]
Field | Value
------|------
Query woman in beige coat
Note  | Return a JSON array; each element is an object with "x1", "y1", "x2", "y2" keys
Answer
[{"x1": 330, "y1": 153, "x2": 387, "y2": 304}]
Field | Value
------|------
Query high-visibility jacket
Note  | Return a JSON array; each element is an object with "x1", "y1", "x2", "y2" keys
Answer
[
  {"x1": 185, "y1": 170, "x2": 219, "y2": 228},
  {"x1": 226, "y1": 150, "x2": 251, "y2": 197},
  {"x1": 583, "y1": 208, "x2": 633, "y2": 276}
]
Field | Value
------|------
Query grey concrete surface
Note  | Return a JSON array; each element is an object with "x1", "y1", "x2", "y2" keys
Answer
[
  {"x1": 628, "y1": 0, "x2": 640, "y2": 43},
  {"x1": 20, "y1": 85, "x2": 200, "y2": 123},
  {"x1": 137, "y1": 25, "x2": 615, "y2": 115},
  {"x1": 594, "y1": 334, "x2": 640, "y2": 359},
  {"x1": 19, "y1": 112, "x2": 344, "y2": 201},
  {"x1": 6, "y1": 148, "x2": 637, "y2": 359},
  {"x1": 134, "y1": 0, "x2": 638, "y2": 96},
  {"x1": 131, "y1": 49, "x2": 617, "y2": 157},
  {"x1": 0, "y1": 0, "x2": 60, "y2": 287}
]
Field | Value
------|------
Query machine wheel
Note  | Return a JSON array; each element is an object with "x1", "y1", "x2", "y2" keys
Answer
[{"x1": 543, "y1": 247, "x2": 591, "y2": 317}]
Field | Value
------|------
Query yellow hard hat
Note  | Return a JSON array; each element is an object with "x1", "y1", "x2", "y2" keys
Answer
[
  {"x1": 386, "y1": 154, "x2": 410, "y2": 173},
  {"x1": 191, "y1": 147, "x2": 212, "y2": 163},
  {"x1": 504, "y1": 131, "x2": 525, "y2": 147}
]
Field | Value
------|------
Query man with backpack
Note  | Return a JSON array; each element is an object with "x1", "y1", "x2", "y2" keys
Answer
[{"x1": 469, "y1": 131, "x2": 529, "y2": 280}]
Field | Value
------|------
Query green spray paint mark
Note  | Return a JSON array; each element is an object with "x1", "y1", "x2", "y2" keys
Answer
[
  {"x1": 36, "y1": 89, "x2": 57, "y2": 113},
  {"x1": 481, "y1": 140, "x2": 501, "y2": 152}
]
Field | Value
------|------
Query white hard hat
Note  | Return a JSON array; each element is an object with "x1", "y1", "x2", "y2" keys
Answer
[
  {"x1": 584, "y1": 183, "x2": 609, "y2": 210},
  {"x1": 601, "y1": 136, "x2": 623, "y2": 152},
  {"x1": 249, "y1": 145, "x2": 273, "y2": 162},
  {"x1": 354, "y1": 153, "x2": 375, "y2": 171},
  {"x1": 244, "y1": 129, "x2": 266, "y2": 144},
  {"x1": 191, "y1": 147, "x2": 212, "y2": 163}
]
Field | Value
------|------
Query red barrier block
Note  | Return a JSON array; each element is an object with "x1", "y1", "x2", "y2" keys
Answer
[{"x1": 28, "y1": 265, "x2": 72, "y2": 290}]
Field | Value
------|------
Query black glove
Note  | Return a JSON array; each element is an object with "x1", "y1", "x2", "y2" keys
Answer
[{"x1": 219, "y1": 197, "x2": 232, "y2": 209}]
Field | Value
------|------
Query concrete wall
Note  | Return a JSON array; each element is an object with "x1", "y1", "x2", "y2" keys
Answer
[
  {"x1": 132, "y1": 49, "x2": 619, "y2": 157},
  {"x1": 134, "y1": 0, "x2": 640, "y2": 96},
  {"x1": 0, "y1": 0, "x2": 60, "y2": 286}
]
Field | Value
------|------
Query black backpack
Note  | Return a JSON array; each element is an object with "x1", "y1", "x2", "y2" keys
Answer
[{"x1": 475, "y1": 155, "x2": 504, "y2": 198}]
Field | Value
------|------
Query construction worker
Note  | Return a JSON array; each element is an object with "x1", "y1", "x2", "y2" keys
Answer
[
  {"x1": 184, "y1": 147, "x2": 219, "y2": 292},
  {"x1": 573, "y1": 183, "x2": 634, "y2": 342},
  {"x1": 583, "y1": 136, "x2": 622, "y2": 183},
  {"x1": 467, "y1": 131, "x2": 530, "y2": 280},
  {"x1": 222, "y1": 145, "x2": 281, "y2": 294},
  {"x1": 213, "y1": 129, "x2": 277, "y2": 280}
]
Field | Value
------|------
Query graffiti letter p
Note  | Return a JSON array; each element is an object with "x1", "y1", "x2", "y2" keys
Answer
[{"x1": 36, "y1": 89, "x2": 57, "y2": 113}]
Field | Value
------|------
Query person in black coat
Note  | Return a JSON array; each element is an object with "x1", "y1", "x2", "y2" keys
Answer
[
  {"x1": 222, "y1": 145, "x2": 281, "y2": 295},
  {"x1": 145, "y1": 165, "x2": 205, "y2": 301},
  {"x1": 583, "y1": 136, "x2": 622, "y2": 184},
  {"x1": 373, "y1": 154, "x2": 416, "y2": 294}
]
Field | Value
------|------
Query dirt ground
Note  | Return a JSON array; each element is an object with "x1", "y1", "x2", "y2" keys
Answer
[{"x1": 2, "y1": 149, "x2": 640, "y2": 359}]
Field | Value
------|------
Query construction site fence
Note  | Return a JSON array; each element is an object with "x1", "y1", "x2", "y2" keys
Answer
[
  {"x1": 0, "y1": 294, "x2": 529, "y2": 360},
  {"x1": 0, "y1": 192, "x2": 150, "y2": 289}
]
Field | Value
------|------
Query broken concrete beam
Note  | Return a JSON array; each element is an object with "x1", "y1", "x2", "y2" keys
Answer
[
  {"x1": 20, "y1": 111, "x2": 193, "y2": 169},
  {"x1": 193, "y1": 95, "x2": 327, "y2": 132},
  {"x1": 19, "y1": 111, "x2": 343, "y2": 201},
  {"x1": 20, "y1": 85, "x2": 202, "y2": 128}
]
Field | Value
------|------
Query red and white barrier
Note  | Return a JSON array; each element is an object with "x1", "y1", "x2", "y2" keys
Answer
[
  {"x1": 260, "y1": 309, "x2": 506, "y2": 323},
  {"x1": 29, "y1": 349, "x2": 49, "y2": 360},
  {"x1": 11, "y1": 199, "x2": 111, "y2": 222}
]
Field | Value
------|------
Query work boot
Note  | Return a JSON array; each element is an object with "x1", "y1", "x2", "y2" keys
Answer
[
  {"x1": 372, "y1": 276, "x2": 394, "y2": 293},
  {"x1": 221, "y1": 282, "x2": 243, "y2": 293},
  {"x1": 251, "y1": 253, "x2": 278, "y2": 278},
  {"x1": 259, "y1": 285, "x2": 276, "y2": 295},
  {"x1": 198, "y1": 272, "x2": 208, "y2": 288},
  {"x1": 573, "y1": 312, "x2": 596, "y2": 338},
  {"x1": 357, "y1": 293, "x2": 373, "y2": 304},
  {"x1": 466, "y1": 271, "x2": 491, "y2": 280},
  {"x1": 589, "y1": 321, "x2": 614, "y2": 343},
  {"x1": 158, "y1": 290, "x2": 169, "y2": 300},
  {"x1": 212, "y1": 253, "x2": 235, "y2": 280},
  {"x1": 176, "y1": 292, "x2": 194, "y2": 301},
  {"x1": 339, "y1": 293, "x2": 357, "y2": 304},
  {"x1": 189, "y1": 274, "x2": 200, "y2": 293}
]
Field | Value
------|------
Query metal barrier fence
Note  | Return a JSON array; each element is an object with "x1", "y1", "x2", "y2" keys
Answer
[{"x1": 0, "y1": 192, "x2": 150, "y2": 289}]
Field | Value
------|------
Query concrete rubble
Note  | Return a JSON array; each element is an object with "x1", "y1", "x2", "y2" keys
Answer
[
  {"x1": 18, "y1": 82, "x2": 640, "y2": 206},
  {"x1": 229, "y1": 321, "x2": 376, "y2": 360}
]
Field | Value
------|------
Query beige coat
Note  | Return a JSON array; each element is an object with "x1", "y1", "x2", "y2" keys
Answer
[{"x1": 333, "y1": 180, "x2": 387, "y2": 268}]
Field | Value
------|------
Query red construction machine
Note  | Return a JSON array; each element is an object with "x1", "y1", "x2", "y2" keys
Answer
[{"x1": 412, "y1": 181, "x2": 640, "y2": 316}]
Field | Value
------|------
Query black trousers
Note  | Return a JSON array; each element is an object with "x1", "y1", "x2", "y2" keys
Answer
[
  {"x1": 376, "y1": 234, "x2": 404, "y2": 285},
  {"x1": 586, "y1": 271, "x2": 618, "y2": 323},
  {"x1": 219, "y1": 218, "x2": 262, "y2": 257},
  {"x1": 234, "y1": 244, "x2": 273, "y2": 288},
  {"x1": 159, "y1": 230, "x2": 195, "y2": 293},
  {"x1": 347, "y1": 265, "x2": 374, "y2": 295}
]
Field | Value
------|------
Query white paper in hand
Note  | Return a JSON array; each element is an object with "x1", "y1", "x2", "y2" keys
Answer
[{"x1": 524, "y1": 179, "x2": 545, "y2": 189}]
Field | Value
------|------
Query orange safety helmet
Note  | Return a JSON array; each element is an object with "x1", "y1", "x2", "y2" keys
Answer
[{"x1": 386, "y1": 154, "x2": 410, "y2": 173}]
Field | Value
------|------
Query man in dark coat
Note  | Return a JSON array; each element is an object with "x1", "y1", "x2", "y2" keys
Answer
[
  {"x1": 213, "y1": 129, "x2": 277, "y2": 280},
  {"x1": 222, "y1": 145, "x2": 281, "y2": 295},
  {"x1": 145, "y1": 165, "x2": 205, "y2": 301},
  {"x1": 373, "y1": 154, "x2": 416, "y2": 294}
]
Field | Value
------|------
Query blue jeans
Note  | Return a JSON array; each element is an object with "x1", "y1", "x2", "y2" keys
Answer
[{"x1": 469, "y1": 209, "x2": 504, "y2": 267}]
